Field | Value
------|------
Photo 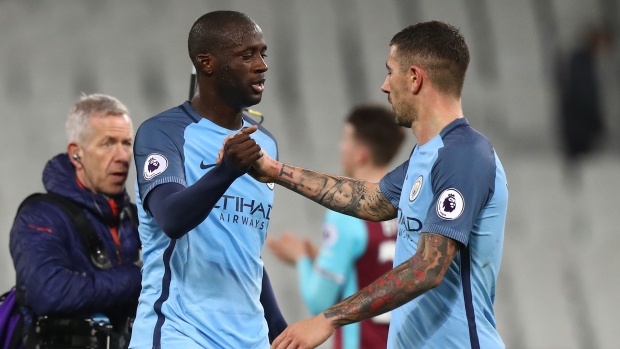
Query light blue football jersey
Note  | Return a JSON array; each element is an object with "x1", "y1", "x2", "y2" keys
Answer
[
  {"x1": 379, "y1": 118, "x2": 508, "y2": 349},
  {"x1": 297, "y1": 211, "x2": 367, "y2": 349},
  {"x1": 299, "y1": 211, "x2": 396, "y2": 349},
  {"x1": 130, "y1": 101, "x2": 277, "y2": 349}
]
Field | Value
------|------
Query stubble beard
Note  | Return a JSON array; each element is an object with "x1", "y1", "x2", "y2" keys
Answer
[{"x1": 393, "y1": 103, "x2": 416, "y2": 128}]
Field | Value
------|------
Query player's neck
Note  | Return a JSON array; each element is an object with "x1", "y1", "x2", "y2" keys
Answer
[
  {"x1": 412, "y1": 94, "x2": 463, "y2": 145},
  {"x1": 190, "y1": 94, "x2": 244, "y2": 130}
]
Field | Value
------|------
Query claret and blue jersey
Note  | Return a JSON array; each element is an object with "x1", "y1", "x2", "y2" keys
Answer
[
  {"x1": 130, "y1": 101, "x2": 277, "y2": 349},
  {"x1": 298, "y1": 211, "x2": 397, "y2": 349},
  {"x1": 379, "y1": 118, "x2": 508, "y2": 349}
]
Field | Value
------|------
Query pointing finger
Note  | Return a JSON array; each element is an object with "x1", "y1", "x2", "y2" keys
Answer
[{"x1": 239, "y1": 125, "x2": 258, "y2": 135}]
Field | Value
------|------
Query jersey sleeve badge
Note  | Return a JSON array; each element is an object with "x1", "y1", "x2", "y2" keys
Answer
[
  {"x1": 436, "y1": 188, "x2": 465, "y2": 220},
  {"x1": 321, "y1": 223, "x2": 338, "y2": 247},
  {"x1": 143, "y1": 153, "x2": 168, "y2": 180}
]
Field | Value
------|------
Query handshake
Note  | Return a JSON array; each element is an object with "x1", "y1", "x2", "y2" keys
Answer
[{"x1": 216, "y1": 125, "x2": 274, "y2": 182}]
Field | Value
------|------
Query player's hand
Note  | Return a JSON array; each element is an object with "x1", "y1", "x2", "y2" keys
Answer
[
  {"x1": 247, "y1": 150, "x2": 277, "y2": 183},
  {"x1": 219, "y1": 125, "x2": 263, "y2": 172},
  {"x1": 266, "y1": 231, "x2": 308, "y2": 265},
  {"x1": 271, "y1": 314, "x2": 335, "y2": 349},
  {"x1": 304, "y1": 240, "x2": 319, "y2": 262}
]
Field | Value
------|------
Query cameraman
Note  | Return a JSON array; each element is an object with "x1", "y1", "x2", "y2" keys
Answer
[{"x1": 9, "y1": 94, "x2": 142, "y2": 347}]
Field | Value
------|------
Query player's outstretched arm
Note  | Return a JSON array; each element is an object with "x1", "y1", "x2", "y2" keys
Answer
[
  {"x1": 250, "y1": 154, "x2": 397, "y2": 222},
  {"x1": 147, "y1": 126, "x2": 263, "y2": 239},
  {"x1": 271, "y1": 232, "x2": 460, "y2": 349},
  {"x1": 323, "y1": 232, "x2": 459, "y2": 325}
]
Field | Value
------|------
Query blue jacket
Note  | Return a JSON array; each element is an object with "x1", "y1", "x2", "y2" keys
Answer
[{"x1": 9, "y1": 153, "x2": 142, "y2": 326}]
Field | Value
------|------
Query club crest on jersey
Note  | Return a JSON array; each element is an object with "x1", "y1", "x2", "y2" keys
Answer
[
  {"x1": 409, "y1": 176, "x2": 423, "y2": 201},
  {"x1": 143, "y1": 153, "x2": 168, "y2": 180},
  {"x1": 436, "y1": 188, "x2": 464, "y2": 220},
  {"x1": 267, "y1": 182, "x2": 275, "y2": 190}
]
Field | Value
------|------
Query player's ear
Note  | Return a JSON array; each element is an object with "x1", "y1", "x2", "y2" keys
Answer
[
  {"x1": 196, "y1": 53, "x2": 214, "y2": 76},
  {"x1": 410, "y1": 65, "x2": 424, "y2": 94},
  {"x1": 356, "y1": 145, "x2": 370, "y2": 166}
]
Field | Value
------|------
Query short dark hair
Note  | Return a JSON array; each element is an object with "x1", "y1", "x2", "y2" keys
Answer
[
  {"x1": 188, "y1": 11, "x2": 257, "y2": 68},
  {"x1": 390, "y1": 21, "x2": 470, "y2": 97},
  {"x1": 346, "y1": 105, "x2": 405, "y2": 166}
]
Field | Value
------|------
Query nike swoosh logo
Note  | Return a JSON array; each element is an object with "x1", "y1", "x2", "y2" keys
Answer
[{"x1": 200, "y1": 160, "x2": 216, "y2": 170}]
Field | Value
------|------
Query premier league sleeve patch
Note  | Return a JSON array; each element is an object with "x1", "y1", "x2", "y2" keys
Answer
[
  {"x1": 321, "y1": 223, "x2": 339, "y2": 247},
  {"x1": 436, "y1": 188, "x2": 465, "y2": 220},
  {"x1": 143, "y1": 153, "x2": 168, "y2": 180}
]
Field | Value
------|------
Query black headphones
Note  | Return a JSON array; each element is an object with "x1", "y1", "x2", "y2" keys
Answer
[{"x1": 73, "y1": 153, "x2": 82, "y2": 163}]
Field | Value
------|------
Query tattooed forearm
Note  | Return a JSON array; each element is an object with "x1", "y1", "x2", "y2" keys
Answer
[
  {"x1": 272, "y1": 164, "x2": 396, "y2": 221},
  {"x1": 361, "y1": 187, "x2": 397, "y2": 221},
  {"x1": 323, "y1": 233, "x2": 459, "y2": 327},
  {"x1": 279, "y1": 164, "x2": 295, "y2": 179}
]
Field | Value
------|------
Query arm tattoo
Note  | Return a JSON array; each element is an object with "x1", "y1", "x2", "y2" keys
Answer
[
  {"x1": 323, "y1": 233, "x2": 459, "y2": 327},
  {"x1": 273, "y1": 164, "x2": 396, "y2": 221},
  {"x1": 279, "y1": 164, "x2": 295, "y2": 179}
]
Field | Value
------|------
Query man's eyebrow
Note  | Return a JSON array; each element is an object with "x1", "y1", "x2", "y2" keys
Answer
[
  {"x1": 101, "y1": 135, "x2": 117, "y2": 141},
  {"x1": 102, "y1": 135, "x2": 131, "y2": 142},
  {"x1": 237, "y1": 43, "x2": 267, "y2": 52}
]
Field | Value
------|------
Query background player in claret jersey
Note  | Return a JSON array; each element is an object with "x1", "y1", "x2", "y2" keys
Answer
[
  {"x1": 130, "y1": 11, "x2": 286, "y2": 349},
  {"x1": 248, "y1": 21, "x2": 508, "y2": 349},
  {"x1": 267, "y1": 105, "x2": 405, "y2": 349}
]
